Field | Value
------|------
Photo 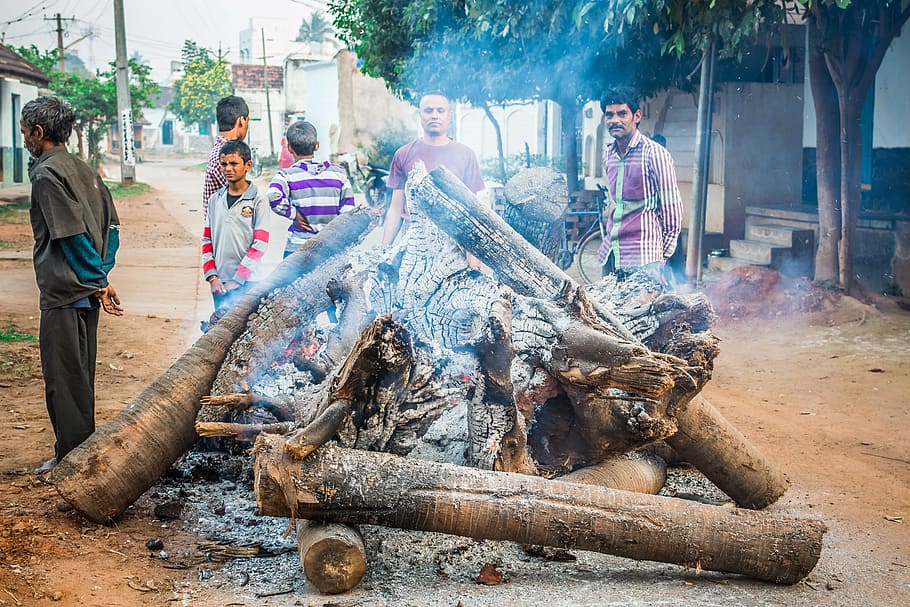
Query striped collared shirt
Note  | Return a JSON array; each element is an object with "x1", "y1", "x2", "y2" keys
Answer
[
  {"x1": 202, "y1": 135, "x2": 228, "y2": 218},
  {"x1": 267, "y1": 159, "x2": 355, "y2": 252},
  {"x1": 598, "y1": 130, "x2": 683, "y2": 269}
]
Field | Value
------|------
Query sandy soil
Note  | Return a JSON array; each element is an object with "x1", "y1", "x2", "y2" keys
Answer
[{"x1": 0, "y1": 158, "x2": 908, "y2": 606}]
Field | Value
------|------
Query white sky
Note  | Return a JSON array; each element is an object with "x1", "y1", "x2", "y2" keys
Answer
[{"x1": 0, "y1": 0, "x2": 328, "y2": 83}]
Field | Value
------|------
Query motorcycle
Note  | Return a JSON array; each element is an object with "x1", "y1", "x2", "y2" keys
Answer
[{"x1": 338, "y1": 154, "x2": 391, "y2": 213}]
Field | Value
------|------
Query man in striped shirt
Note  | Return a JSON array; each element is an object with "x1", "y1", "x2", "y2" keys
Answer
[
  {"x1": 598, "y1": 86, "x2": 683, "y2": 279},
  {"x1": 202, "y1": 96, "x2": 249, "y2": 219},
  {"x1": 267, "y1": 120, "x2": 355, "y2": 256}
]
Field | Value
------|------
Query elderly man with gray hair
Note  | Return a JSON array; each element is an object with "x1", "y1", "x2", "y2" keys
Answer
[{"x1": 20, "y1": 95, "x2": 123, "y2": 474}]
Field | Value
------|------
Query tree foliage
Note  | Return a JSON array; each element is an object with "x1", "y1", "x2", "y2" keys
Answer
[
  {"x1": 168, "y1": 41, "x2": 232, "y2": 130},
  {"x1": 8, "y1": 45, "x2": 159, "y2": 166},
  {"x1": 297, "y1": 11, "x2": 336, "y2": 43}
]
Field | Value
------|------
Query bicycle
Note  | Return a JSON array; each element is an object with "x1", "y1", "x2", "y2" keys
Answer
[{"x1": 556, "y1": 185, "x2": 612, "y2": 284}]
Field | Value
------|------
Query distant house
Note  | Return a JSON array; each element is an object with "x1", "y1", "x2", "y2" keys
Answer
[
  {"x1": 232, "y1": 63, "x2": 285, "y2": 158},
  {"x1": 0, "y1": 46, "x2": 50, "y2": 186}
]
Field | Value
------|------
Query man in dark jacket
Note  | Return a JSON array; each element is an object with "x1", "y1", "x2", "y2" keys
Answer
[{"x1": 21, "y1": 96, "x2": 123, "y2": 474}]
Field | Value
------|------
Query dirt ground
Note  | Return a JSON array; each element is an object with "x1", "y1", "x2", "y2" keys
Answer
[{"x1": 0, "y1": 158, "x2": 908, "y2": 606}]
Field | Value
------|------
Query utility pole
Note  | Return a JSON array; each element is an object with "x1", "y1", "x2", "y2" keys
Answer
[
  {"x1": 113, "y1": 0, "x2": 136, "y2": 184},
  {"x1": 44, "y1": 13, "x2": 74, "y2": 71},
  {"x1": 261, "y1": 28, "x2": 275, "y2": 157}
]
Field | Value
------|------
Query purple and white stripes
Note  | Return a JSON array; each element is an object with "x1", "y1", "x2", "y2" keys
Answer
[{"x1": 268, "y1": 160, "x2": 355, "y2": 249}]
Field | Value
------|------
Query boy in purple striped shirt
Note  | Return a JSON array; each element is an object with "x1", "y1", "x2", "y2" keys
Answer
[{"x1": 267, "y1": 120, "x2": 355, "y2": 256}]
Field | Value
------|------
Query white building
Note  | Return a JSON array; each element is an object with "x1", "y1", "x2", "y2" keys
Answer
[{"x1": 0, "y1": 46, "x2": 50, "y2": 186}]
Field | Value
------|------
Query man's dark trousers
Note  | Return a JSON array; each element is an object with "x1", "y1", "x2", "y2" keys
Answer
[{"x1": 40, "y1": 307, "x2": 99, "y2": 460}]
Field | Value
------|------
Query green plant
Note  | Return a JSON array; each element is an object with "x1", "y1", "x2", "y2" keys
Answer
[
  {"x1": 104, "y1": 181, "x2": 151, "y2": 199},
  {"x1": 359, "y1": 126, "x2": 414, "y2": 170},
  {"x1": 0, "y1": 325, "x2": 38, "y2": 342},
  {"x1": 0, "y1": 352, "x2": 36, "y2": 379},
  {"x1": 0, "y1": 200, "x2": 31, "y2": 224}
]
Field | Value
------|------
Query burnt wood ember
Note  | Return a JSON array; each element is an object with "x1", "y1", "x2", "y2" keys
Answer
[
  {"x1": 500, "y1": 167, "x2": 569, "y2": 261},
  {"x1": 410, "y1": 164, "x2": 787, "y2": 508},
  {"x1": 253, "y1": 439, "x2": 826, "y2": 585},
  {"x1": 199, "y1": 388, "x2": 295, "y2": 421},
  {"x1": 197, "y1": 162, "x2": 785, "y2": 511}
]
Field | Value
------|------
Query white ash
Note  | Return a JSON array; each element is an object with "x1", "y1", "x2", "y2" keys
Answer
[{"x1": 250, "y1": 362, "x2": 315, "y2": 398}]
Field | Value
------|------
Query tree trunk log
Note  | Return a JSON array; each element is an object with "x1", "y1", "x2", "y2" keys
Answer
[
  {"x1": 665, "y1": 396, "x2": 789, "y2": 510},
  {"x1": 501, "y1": 167, "x2": 569, "y2": 261},
  {"x1": 50, "y1": 209, "x2": 374, "y2": 523},
  {"x1": 296, "y1": 520, "x2": 367, "y2": 594},
  {"x1": 559, "y1": 451, "x2": 667, "y2": 495},
  {"x1": 254, "y1": 439, "x2": 824, "y2": 584}
]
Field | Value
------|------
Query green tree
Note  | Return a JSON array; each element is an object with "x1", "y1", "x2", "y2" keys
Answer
[
  {"x1": 8, "y1": 44, "x2": 58, "y2": 75},
  {"x1": 297, "y1": 11, "x2": 335, "y2": 43},
  {"x1": 168, "y1": 41, "x2": 232, "y2": 135},
  {"x1": 8, "y1": 45, "x2": 159, "y2": 168}
]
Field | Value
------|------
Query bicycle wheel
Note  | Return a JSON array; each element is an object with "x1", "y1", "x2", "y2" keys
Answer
[{"x1": 576, "y1": 230, "x2": 604, "y2": 284}]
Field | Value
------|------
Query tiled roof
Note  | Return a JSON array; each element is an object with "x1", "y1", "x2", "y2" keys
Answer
[
  {"x1": 231, "y1": 64, "x2": 283, "y2": 90},
  {"x1": 0, "y1": 46, "x2": 51, "y2": 86}
]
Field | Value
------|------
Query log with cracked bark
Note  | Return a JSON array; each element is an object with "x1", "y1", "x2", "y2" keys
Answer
[
  {"x1": 409, "y1": 164, "x2": 787, "y2": 508},
  {"x1": 500, "y1": 166, "x2": 569, "y2": 261},
  {"x1": 253, "y1": 438, "x2": 825, "y2": 585}
]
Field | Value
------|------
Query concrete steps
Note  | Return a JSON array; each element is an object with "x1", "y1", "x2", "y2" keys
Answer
[{"x1": 709, "y1": 218, "x2": 815, "y2": 277}]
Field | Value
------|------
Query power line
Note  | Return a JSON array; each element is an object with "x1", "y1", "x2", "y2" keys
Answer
[{"x1": 1, "y1": 3, "x2": 44, "y2": 27}]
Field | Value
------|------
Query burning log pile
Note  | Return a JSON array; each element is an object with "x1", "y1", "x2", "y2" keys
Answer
[{"x1": 50, "y1": 162, "x2": 825, "y2": 594}]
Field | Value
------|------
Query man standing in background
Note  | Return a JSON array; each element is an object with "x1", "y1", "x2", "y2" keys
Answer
[
  {"x1": 203, "y1": 95, "x2": 249, "y2": 218},
  {"x1": 21, "y1": 96, "x2": 123, "y2": 474},
  {"x1": 381, "y1": 92, "x2": 485, "y2": 267},
  {"x1": 598, "y1": 86, "x2": 682, "y2": 279}
]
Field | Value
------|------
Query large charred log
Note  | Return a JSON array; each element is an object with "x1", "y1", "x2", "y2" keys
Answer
[
  {"x1": 254, "y1": 439, "x2": 825, "y2": 585},
  {"x1": 50, "y1": 209, "x2": 375, "y2": 523}
]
